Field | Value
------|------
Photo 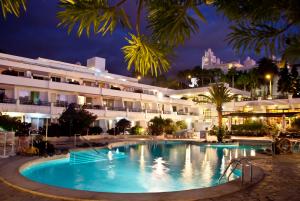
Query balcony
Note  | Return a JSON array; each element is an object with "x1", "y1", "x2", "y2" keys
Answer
[
  {"x1": 19, "y1": 99, "x2": 51, "y2": 106},
  {"x1": 0, "y1": 98, "x2": 16, "y2": 104}
]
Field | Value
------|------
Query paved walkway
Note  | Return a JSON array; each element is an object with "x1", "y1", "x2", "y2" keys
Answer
[{"x1": 1, "y1": 154, "x2": 300, "y2": 201}]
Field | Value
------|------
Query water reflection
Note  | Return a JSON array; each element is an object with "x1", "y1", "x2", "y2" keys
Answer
[{"x1": 25, "y1": 142, "x2": 262, "y2": 193}]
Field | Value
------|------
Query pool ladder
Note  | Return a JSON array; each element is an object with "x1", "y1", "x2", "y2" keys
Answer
[{"x1": 219, "y1": 158, "x2": 253, "y2": 184}]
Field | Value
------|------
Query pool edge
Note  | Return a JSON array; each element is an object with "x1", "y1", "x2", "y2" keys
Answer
[{"x1": 0, "y1": 143, "x2": 265, "y2": 201}]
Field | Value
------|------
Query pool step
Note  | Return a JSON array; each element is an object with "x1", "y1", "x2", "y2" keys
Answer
[{"x1": 69, "y1": 150, "x2": 126, "y2": 165}]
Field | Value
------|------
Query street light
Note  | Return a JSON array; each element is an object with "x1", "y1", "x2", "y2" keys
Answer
[
  {"x1": 265, "y1": 74, "x2": 272, "y2": 99},
  {"x1": 137, "y1": 75, "x2": 141, "y2": 81},
  {"x1": 188, "y1": 75, "x2": 191, "y2": 79}
]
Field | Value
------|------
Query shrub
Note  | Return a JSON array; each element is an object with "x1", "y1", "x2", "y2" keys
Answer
[
  {"x1": 176, "y1": 120, "x2": 187, "y2": 130},
  {"x1": 115, "y1": 118, "x2": 131, "y2": 134},
  {"x1": 107, "y1": 127, "x2": 121, "y2": 135},
  {"x1": 130, "y1": 125, "x2": 144, "y2": 135},
  {"x1": 291, "y1": 118, "x2": 300, "y2": 130},
  {"x1": 89, "y1": 126, "x2": 103, "y2": 135},
  {"x1": 148, "y1": 116, "x2": 165, "y2": 135},
  {"x1": 164, "y1": 118, "x2": 176, "y2": 134}
]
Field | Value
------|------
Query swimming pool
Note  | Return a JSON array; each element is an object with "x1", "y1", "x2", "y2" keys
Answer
[{"x1": 21, "y1": 141, "x2": 262, "y2": 193}]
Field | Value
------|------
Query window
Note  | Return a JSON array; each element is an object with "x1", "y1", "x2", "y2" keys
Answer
[
  {"x1": 51, "y1": 77, "x2": 61, "y2": 82},
  {"x1": 203, "y1": 109, "x2": 211, "y2": 120},
  {"x1": 172, "y1": 106, "x2": 177, "y2": 112},
  {"x1": 124, "y1": 101, "x2": 133, "y2": 109}
]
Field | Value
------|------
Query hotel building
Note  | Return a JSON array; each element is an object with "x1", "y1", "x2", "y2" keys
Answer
[{"x1": 0, "y1": 53, "x2": 299, "y2": 133}]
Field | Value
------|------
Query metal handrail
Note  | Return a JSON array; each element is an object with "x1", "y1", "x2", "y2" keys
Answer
[{"x1": 219, "y1": 158, "x2": 253, "y2": 184}]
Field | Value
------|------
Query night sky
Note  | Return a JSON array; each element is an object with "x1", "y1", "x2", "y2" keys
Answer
[{"x1": 0, "y1": 0, "x2": 260, "y2": 76}]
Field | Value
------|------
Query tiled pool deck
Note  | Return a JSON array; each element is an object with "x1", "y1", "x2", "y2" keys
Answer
[{"x1": 0, "y1": 153, "x2": 300, "y2": 201}]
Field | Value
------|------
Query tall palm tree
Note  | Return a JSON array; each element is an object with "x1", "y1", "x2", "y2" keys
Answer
[{"x1": 193, "y1": 84, "x2": 235, "y2": 142}]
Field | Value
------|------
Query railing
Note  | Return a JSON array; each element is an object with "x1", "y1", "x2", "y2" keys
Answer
[
  {"x1": 0, "y1": 98, "x2": 17, "y2": 104},
  {"x1": 106, "y1": 107, "x2": 126, "y2": 111},
  {"x1": 19, "y1": 99, "x2": 51, "y2": 106},
  {"x1": 54, "y1": 101, "x2": 68, "y2": 107},
  {"x1": 219, "y1": 158, "x2": 253, "y2": 185},
  {"x1": 128, "y1": 108, "x2": 144, "y2": 112},
  {"x1": 177, "y1": 111, "x2": 189, "y2": 115},
  {"x1": 147, "y1": 109, "x2": 160, "y2": 114}
]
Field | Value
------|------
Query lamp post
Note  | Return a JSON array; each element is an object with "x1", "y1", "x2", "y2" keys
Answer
[{"x1": 265, "y1": 74, "x2": 272, "y2": 99}]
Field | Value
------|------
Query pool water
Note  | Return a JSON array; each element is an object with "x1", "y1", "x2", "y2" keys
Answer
[{"x1": 21, "y1": 141, "x2": 262, "y2": 193}]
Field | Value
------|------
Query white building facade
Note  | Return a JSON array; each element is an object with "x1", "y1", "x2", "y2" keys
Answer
[{"x1": 0, "y1": 53, "x2": 299, "y2": 133}]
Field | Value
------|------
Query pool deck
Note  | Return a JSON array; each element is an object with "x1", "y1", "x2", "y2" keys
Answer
[{"x1": 1, "y1": 152, "x2": 300, "y2": 200}]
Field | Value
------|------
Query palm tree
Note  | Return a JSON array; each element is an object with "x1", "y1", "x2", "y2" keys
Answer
[
  {"x1": 236, "y1": 73, "x2": 250, "y2": 91},
  {"x1": 193, "y1": 84, "x2": 235, "y2": 142}
]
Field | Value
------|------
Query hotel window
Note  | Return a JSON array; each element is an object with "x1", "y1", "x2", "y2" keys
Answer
[
  {"x1": 172, "y1": 106, "x2": 177, "y2": 112},
  {"x1": 86, "y1": 97, "x2": 93, "y2": 105},
  {"x1": 124, "y1": 101, "x2": 133, "y2": 109},
  {"x1": 19, "y1": 90, "x2": 30, "y2": 100},
  {"x1": 103, "y1": 99, "x2": 114, "y2": 108},
  {"x1": 203, "y1": 109, "x2": 211, "y2": 120},
  {"x1": 51, "y1": 76, "x2": 61, "y2": 82}
]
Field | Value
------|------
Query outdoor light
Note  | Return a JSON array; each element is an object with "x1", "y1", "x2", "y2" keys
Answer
[
  {"x1": 265, "y1": 74, "x2": 271, "y2": 80},
  {"x1": 188, "y1": 75, "x2": 191, "y2": 79},
  {"x1": 265, "y1": 74, "x2": 272, "y2": 98},
  {"x1": 137, "y1": 75, "x2": 141, "y2": 80}
]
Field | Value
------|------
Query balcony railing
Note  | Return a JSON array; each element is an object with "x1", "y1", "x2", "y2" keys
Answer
[
  {"x1": 177, "y1": 111, "x2": 189, "y2": 115},
  {"x1": 19, "y1": 99, "x2": 51, "y2": 106},
  {"x1": 0, "y1": 98, "x2": 17, "y2": 104},
  {"x1": 106, "y1": 107, "x2": 126, "y2": 111},
  {"x1": 147, "y1": 109, "x2": 160, "y2": 114}
]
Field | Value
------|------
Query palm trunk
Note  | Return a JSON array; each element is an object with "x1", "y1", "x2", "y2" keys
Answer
[{"x1": 217, "y1": 107, "x2": 223, "y2": 142}]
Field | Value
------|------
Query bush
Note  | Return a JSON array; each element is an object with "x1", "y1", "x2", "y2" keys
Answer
[
  {"x1": 130, "y1": 125, "x2": 144, "y2": 135},
  {"x1": 291, "y1": 118, "x2": 300, "y2": 130},
  {"x1": 89, "y1": 126, "x2": 103, "y2": 135},
  {"x1": 231, "y1": 121, "x2": 265, "y2": 131},
  {"x1": 148, "y1": 116, "x2": 165, "y2": 135},
  {"x1": 32, "y1": 135, "x2": 55, "y2": 156},
  {"x1": 164, "y1": 118, "x2": 176, "y2": 134},
  {"x1": 107, "y1": 127, "x2": 121, "y2": 135},
  {"x1": 115, "y1": 118, "x2": 131, "y2": 134},
  {"x1": 0, "y1": 113, "x2": 31, "y2": 136},
  {"x1": 176, "y1": 120, "x2": 187, "y2": 130}
]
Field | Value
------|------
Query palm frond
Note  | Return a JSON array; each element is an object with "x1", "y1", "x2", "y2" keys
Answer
[
  {"x1": 1, "y1": 0, "x2": 26, "y2": 18},
  {"x1": 122, "y1": 33, "x2": 170, "y2": 77},
  {"x1": 57, "y1": 0, "x2": 131, "y2": 37},
  {"x1": 202, "y1": 84, "x2": 235, "y2": 106},
  {"x1": 147, "y1": 0, "x2": 205, "y2": 47},
  {"x1": 227, "y1": 23, "x2": 290, "y2": 56},
  {"x1": 282, "y1": 37, "x2": 300, "y2": 63}
]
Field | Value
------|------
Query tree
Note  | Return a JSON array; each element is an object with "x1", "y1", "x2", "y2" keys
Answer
[
  {"x1": 194, "y1": 84, "x2": 235, "y2": 142},
  {"x1": 227, "y1": 67, "x2": 237, "y2": 88},
  {"x1": 236, "y1": 73, "x2": 250, "y2": 91},
  {"x1": 1, "y1": 0, "x2": 208, "y2": 77},
  {"x1": 277, "y1": 64, "x2": 292, "y2": 95},
  {"x1": 115, "y1": 118, "x2": 131, "y2": 134},
  {"x1": 290, "y1": 65, "x2": 300, "y2": 97},
  {"x1": 58, "y1": 103, "x2": 97, "y2": 136},
  {"x1": 215, "y1": 0, "x2": 300, "y2": 62}
]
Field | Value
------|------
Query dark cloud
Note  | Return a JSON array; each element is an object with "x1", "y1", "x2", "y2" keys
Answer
[{"x1": 0, "y1": 1, "x2": 260, "y2": 76}]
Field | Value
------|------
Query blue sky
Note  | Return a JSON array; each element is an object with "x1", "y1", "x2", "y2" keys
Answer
[{"x1": 0, "y1": 0, "x2": 260, "y2": 76}]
